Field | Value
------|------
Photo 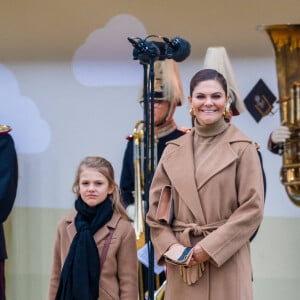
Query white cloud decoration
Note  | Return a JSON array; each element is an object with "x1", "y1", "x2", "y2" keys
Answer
[
  {"x1": 0, "y1": 64, "x2": 51, "y2": 153},
  {"x1": 72, "y1": 14, "x2": 148, "y2": 86}
]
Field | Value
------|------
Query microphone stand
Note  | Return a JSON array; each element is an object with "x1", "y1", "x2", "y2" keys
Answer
[
  {"x1": 142, "y1": 58, "x2": 156, "y2": 300},
  {"x1": 128, "y1": 34, "x2": 191, "y2": 300},
  {"x1": 128, "y1": 36, "x2": 161, "y2": 300},
  {"x1": 128, "y1": 35, "x2": 190, "y2": 299}
]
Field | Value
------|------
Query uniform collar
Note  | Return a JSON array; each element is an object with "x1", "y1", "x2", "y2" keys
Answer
[{"x1": 156, "y1": 119, "x2": 177, "y2": 138}]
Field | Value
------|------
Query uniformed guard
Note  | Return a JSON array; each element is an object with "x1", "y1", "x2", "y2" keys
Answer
[{"x1": 0, "y1": 124, "x2": 18, "y2": 300}]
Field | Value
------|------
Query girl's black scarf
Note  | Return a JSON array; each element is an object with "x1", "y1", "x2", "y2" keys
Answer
[{"x1": 55, "y1": 196, "x2": 114, "y2": 300}]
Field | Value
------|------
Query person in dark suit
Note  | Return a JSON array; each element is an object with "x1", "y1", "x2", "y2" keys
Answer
[{"x1": 0, "y1": 126, "x2": 18, "y2": 300}]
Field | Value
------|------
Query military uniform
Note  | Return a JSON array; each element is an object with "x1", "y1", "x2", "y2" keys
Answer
[
  {"x1": 0, "y1": 128, "x2": 18, "y2": 300},
  {"x1": 120, "y1": 123, "x2": 187, "y2": 207}
]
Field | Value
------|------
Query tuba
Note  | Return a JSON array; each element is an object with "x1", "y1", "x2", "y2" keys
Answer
[{"x1": 264, "y1": 24, "x2": 300, "y2": 206}]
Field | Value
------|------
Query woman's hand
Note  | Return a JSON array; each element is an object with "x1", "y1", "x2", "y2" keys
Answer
[{"x1": 189, "y1": 243, "x2": 210, "y2": 265}]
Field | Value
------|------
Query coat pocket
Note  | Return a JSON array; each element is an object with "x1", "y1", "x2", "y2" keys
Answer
[{"x1": 156, "y1": 185, "x2": 174, "y2": 224}]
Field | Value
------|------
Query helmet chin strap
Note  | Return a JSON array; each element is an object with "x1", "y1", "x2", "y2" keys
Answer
[
  {"x1": 166, "y1": 102, "x2": 177, "y2": 122},
  {"x1": 154, "y1": 100, "x2": 179, "y2": 132},
  {"x1": 154, "y1": 101, "x2": 176, "y2": 127}
]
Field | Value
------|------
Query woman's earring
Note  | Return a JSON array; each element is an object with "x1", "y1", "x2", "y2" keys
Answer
[
  {"x1": 223, "y1": 101, "x2": 232, "y2": 121},
  {"x1": 189, "y1": 108, "x2": 194, "y2": 117}
]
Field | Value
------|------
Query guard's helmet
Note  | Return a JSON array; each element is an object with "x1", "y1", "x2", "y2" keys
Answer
[{"x1": 139, "y1": 59, "x2": 184, "y2": 121}]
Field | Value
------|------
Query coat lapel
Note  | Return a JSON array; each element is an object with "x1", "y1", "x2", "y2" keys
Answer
[
  {"x1": 163, "y1": 132, "x2": 205, "y2": 221},
  {"x1": 195, "y1": 141, "x2": 238, "y2": 190},
  {"x1": 66, "y1": 211, "x2": 77, "y2": 241},
  {"x1": 162, "y1": 125, "x2": 248, "y2": 222},
  {"x1": 65, "y1": 211, "x2": 120, "y2": 243},
  {"x1": 93, "y1": 213, "x2": 120, "y2": 243}
]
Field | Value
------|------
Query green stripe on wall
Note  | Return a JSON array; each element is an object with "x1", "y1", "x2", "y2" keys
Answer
[{"x1": 4, "y1": 206, "x2": 71, "y2": 300}]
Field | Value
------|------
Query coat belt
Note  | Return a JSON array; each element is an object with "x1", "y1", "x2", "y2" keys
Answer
[{"x1": 172, "y1": 219, "x2": 227, "y2": 246}]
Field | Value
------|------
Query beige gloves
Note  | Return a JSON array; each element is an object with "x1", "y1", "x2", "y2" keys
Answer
[
  {"x1": 271, "y1": 125, "x2": 291, "y2": 144},
  {"x1": 164, "y1": 244, "x2": 205, "y2": 285},
  {"x1": 180, "y1": 263, "x2": 205, "y2": 285}
]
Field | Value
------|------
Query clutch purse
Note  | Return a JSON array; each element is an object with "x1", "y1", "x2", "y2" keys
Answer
[
  {"x1": 164, "y1": 244, "x2": 193, "y2": 266},
  {"x1": 155, "y1": 185, "x2": 174, "y2": 224}
]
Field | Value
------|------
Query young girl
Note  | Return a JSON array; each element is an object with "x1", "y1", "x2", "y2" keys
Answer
[{"x1": 48, "y1": 156, "x2": 138, "y2": 300}]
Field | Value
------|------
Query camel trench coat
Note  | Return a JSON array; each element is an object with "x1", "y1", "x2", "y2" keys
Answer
[
  {"x1": 48, "y1": 211, "x2": 138, "y2": 300},
  {"x1": 146, "y1": 124, "x2": 264, "y2": 300}
]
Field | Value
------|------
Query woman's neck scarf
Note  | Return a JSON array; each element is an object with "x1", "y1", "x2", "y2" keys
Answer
[{"x1": 55, "y1": 196, "x2": 114, "y2": 300}]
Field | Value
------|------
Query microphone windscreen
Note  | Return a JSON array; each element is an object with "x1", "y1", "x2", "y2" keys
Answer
[{"x1": 166, "y1": 37, "x2": 191, "y2": 62}]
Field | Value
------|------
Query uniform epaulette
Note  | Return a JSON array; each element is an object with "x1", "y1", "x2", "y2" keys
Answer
[
  {"x1": 254, "y1": 142, "x2": 260, "y2": 150},
  {"x1": 126, "y1": 134, "x2": 134, "y2": 141},
  {"x1": 0, "y1": 125, "x2": 12, "y2": 135}
]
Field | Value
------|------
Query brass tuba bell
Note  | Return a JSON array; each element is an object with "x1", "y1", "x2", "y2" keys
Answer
[{"x1": 264, "y1": 24, "x2": 300, "y2": 206}]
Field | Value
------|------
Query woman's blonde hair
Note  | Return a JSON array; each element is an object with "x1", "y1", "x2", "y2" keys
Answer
[{"x1": 72, "y1": 156, "x2": 130, "y2": 221}]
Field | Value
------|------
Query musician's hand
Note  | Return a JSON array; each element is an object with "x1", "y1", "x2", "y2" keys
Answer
[{"x1": 271, "y1": 125, "x2": 291, "y2": 144}]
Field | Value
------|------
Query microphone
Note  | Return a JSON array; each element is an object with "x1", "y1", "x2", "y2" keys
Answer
[
  {"x1": 128, "y1": 37, "x2": 161, "y2": 61},
  {"x1": 128, "y1": 37, "x2": 142, "y2": 48},
  {"x1": 162, "y1": 36, "x2": 191, "y2": 62}
]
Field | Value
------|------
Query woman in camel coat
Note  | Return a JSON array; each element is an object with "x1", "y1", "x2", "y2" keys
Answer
[{"x1": 146, "y1": 69, "x2": 264, "y2": 300}]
